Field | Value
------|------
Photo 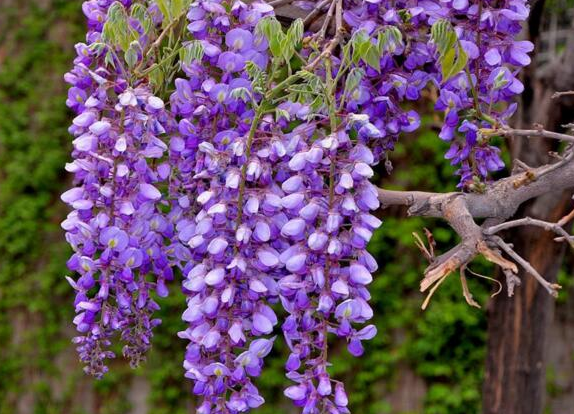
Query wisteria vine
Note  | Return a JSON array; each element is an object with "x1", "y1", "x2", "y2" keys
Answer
[{"x1": 61, "y1": 0, "x2": 533, "y2": 412}]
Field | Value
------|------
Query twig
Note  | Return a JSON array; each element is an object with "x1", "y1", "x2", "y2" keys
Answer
[
  {"x1": 335, "y1": 0, "x2": 342, "y2": 32},
  {"x1": 303, "y1": 0, "x2": 331, "y2": 26},
  {"x1": 145, "y1": 9, "x2": 187, "y2": 60},
  {"x1": 492, "y1": 236, "x2": 561, "y2": 297},
  {"x1": 460, "y1": 267, "x2": 481, "y2": 308},
  {"x1": 268, "y1": 0, "x2": 295, "y2": 7},
  {"x1": 466, "y1": 267, "x2": 503, "y2": 298},
  {"x1": 305, "y1": 28, "x2": 345, "y2": 70},
  {"x1": 502, "y1": 268, "x2": 521, "y2": 297},
  {"x1": 421, "y1": 272, "x2": 449, "y2": 310},
  {"x1": 512, "y1": 159, "x2": 533, "y2": 173},
  {"x1": 316, "y1": 0, "x2": 337, "y2": 40},
  {"x1": 485, "y1": 127, "x2": 574, "y2": 143},
  {"x1": 412, "y1": 230, "x2": 434, "y2": 262},
  {"x1": 552, "y1": 90, "x2": 574, "y2": 99},
  {"x1": 557, "y1": 208, "x2": 574, "y2": 227},
  {"x1": 484, "y1": 216, "x2": 574, "y2": 249}
]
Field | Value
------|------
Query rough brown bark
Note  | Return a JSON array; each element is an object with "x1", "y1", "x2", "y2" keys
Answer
[{"x1": 482, "y1": 4, "x2": 574, "y2": 413}]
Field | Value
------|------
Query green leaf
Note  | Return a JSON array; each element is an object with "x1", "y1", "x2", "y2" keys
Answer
[
  {"x1": 124, "y1": 41, "x2": 141, "y2": 68},
  {"x1": 256, "y1": 16, "x2": 286, "y2": 59},
  {"x1": 363, "y1": 44, "x2": 381, "y2": 72},
  {"x1": 350, "y1": 30, "x2": 371, "y2": 64},
  {"x1": 443, "y1": 47, "x2": 467, "y2": 80},
  {"x1": 230, "y1": 87, "x2": 251, "y2": 102},
  {"x1": 156, "y1": 0, "x2": 171, "y2": 23},
  {"x1": 255, "y1": 16, "x2": 282, "y2": 42},
  {"x1": 276, "y1": 107, "x2": 291, "y2": 122},
  {"x1": 245, "y1": 60, "x2": 268, "y2": 93},
  {"x1": 431, "y1": 19, "x2": 468, "y2": 82},
  {"x1": 492, "y1": 69, "x2": 509, "y2": 90},
  {"x1": 170, "y1": 0, "x2": 185, "y2": 16},
  {"x1": 310, "y1": 95, "x2": 325, "y2": 112},
  {"x1": 104, "y1": 50, "x2": 116, "y2": 69},
  {"x1": 377, "y1": 26, "x2": 403, "y2": 54},
  {"x1": 341, "y1": 42, "x2": 352, "y2": 66},
  {"x1": 286, "y1": 18, "x2": 304, "y2": 46},
  {"x1": 130, "y1": 3, "x2": 153, "y2": 34},
  {"x1": 299, "y1": 70, "x2": 322, "y2": 85},
  {"x1": 101, "y1": 1, "x2": 139, "y2": 52},
  {"x1": 350, "y1": 29, "x2": 381, "y2": 71},
  {"x1": 344, "y1": 67, "x2": 365, "y2": 97},
  {"x1": 89, "y1": 42, "x2": 107, "y2": 56},
  {"x1": 148, "y1": 65, "x2": 164, "y2": 91},
  {"x1": 106, "y1": 1, "x2": 124, "y2": 23},
  {"x1": 245, "y1": 61, "x2": 263, "y2": 79},
  {"x1": 268, "y1": 34, "x2": 284, "y2": 58},
  {"x1": 431, "y1": 20, "x2": 457, "y2": 56},
  {"x1": 180, "y1": 40, "x2": 204, "y2": 65},
  {"x1": 280, "y1": 35, "x2": 294, "y2": 62}
]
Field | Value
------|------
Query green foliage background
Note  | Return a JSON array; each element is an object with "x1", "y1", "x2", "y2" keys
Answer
[{"x1": 0, "y1": 2, "x2": 569, "y2": 414}]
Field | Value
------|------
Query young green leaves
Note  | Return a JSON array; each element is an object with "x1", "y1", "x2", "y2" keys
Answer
[
  {"x1": 156, "y1": 0, "x2": 192, "y2": 27},
  {"x1": 431, "y1": 19, "x2": 469, "y2": 82},
  {"x1": 350, "y1": 30, "x2": 380, "y2": 72},
  {"x1": 255, "y1": 16, "x2": 303, "y2": 64},
  {"x1": 179, "y1": 41, "x2": 205, "y2": 66},
  {"x1": 349, "y1": 27, "x2": 403, "y2": 73},
  {"x1": 102, "y1": 2, "x2": 139, "y2": 52}
]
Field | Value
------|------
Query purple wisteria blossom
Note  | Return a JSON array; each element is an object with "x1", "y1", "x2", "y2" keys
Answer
[
  {"x1": 62, "y1": 0, "x2": 534, "y2": 412},
  {"x1": 171, "y1": 1, "x2": 280, "y2": 412},
  {"x1": 62, "y1": 0, "x2": 185, "y2": 377}
]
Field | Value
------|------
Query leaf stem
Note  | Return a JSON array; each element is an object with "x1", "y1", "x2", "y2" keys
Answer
[{"x1": 234, "y1": 106, "x2": 265, "y2": 232}]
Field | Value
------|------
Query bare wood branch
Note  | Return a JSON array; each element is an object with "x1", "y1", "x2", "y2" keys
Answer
[
  {"x1": 378, "y1": 149, "x2": 574, "y2": 221},
  {"x1": 316, "y1": 0, "x2": 337, "y2": 40},
  {"x1": 552, "y1": 90, "x2": 574, "y2": 99},
  {"x1": 557, "y1": 208, "x2": 574, "y2": 226},
  {"x1": 268, "y1": 0, "x2": 294, "y2": 7},
  {"x1": 492, "y1": 236, "x2": 562, "y2": 297},
  {"x1": 484, "y1": 216, "x2": 574, "y2": 249},
  {"x1": 335, "y1": 0, "x2": 342, "y2": 33},
  {"x1": 302, "y1": 0, "x2": 331, "y2": 26},
  {"x1": 486, "y1": 127, "x2": 574, "y2": 143},
  {"x1": 484, "y1": 217, "x2": 574, "y2": 249},
  {"x1": 378, "y1": 148, "x2": 573, "y2": 306},
  {"x1": 503, "y1": 268, "x2": 521, "y2": 297}
]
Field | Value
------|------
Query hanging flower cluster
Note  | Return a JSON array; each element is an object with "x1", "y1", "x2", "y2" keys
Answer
[
  {"x1": 171, "y1": 3, "x2": 284, "y2": 411},
  {"x1": 276, "y1": 118, "x2": 381, "y2": 413},
  {"x1": 341, "y1": 0, "x2": 532, "y2": 187},
  {"x1": 62, "y1": 0, "x2": 533, "y2": 412},
  {"x1": 62, "y1": 0, "x2": 180, "y2": 377}
]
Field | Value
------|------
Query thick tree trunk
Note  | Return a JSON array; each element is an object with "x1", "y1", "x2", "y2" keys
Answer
[{"x1": 482, "y1": 3, "x2": 574, "y2": 413}]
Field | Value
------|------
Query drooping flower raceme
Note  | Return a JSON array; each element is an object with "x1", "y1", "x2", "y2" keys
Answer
[
  {"x1": 171, "y1": 2, "x2": 285, "y2": 412},
  {"x1": 274, "y1": 117, "x2": 381, "y2": 413},
  {"x1": 62, "y1": 0, "x2": 181, "y2": 377},
  {"x1": 339, "y1": 0, "x2": 532, "y2": 187}
]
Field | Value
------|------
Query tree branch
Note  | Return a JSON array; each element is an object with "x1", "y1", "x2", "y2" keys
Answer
[
  {"x1": 302, "y1": 0, "x2": 331, "y2": 26},
  {"x1": 552, "y1": 90, "x2": 574, "y2": 99},
  {"x1": 379, "y1": 147, "x2": 574, "y2": 221},
  {"x1": 484, "y1": 214, "x2": 574, "y2": 249},
  {"x1": 484, "y1": 127, "x2": 574, "y2": 143},
  {"x1": 492, "y1": 236, "x2": 561, "y2": 297},
  {"x1": 378, "y1": 146, "x2": 574, "y2": 307}
]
